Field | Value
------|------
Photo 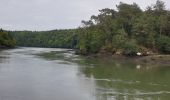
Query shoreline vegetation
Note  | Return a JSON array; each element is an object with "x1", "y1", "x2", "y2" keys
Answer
[
  {"x1": 75, "y1": 0, "x2": 170, "y2": 56},
  {"x1": 1, "y1": 0, "x2": 170, "y2": 64},
  {"x1": 0, "y1": 29, "x2": 16, "y2": 49}
]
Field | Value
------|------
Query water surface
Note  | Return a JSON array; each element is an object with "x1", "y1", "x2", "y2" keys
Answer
[{"x1": 0, "y1": 47, "x2": 170, "y2": 100}]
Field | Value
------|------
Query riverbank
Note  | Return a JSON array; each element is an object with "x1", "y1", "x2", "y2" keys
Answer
[
  {"x1": 80, "y1": 52, "x2": 170, "y2": 66},
  {"x1": 0, "y1": 45, "x2": 8, "y2": 49},
  {"x1": 18, "y1": 47, "x2": 170, "y2": 66},
  {"x1": 0, "y1": 46, "x2": 15, "y2": 50},
  {"x1": 134, "y1": 55, "x2": 170, "y2": 66}
]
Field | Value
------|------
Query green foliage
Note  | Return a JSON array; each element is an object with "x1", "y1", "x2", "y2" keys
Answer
[
  {"x1": 0, "y1": 29, "x2": 16, "y2": 48},
  {"x1": 156, "y1": 35, "x2": 170, "y2": 54},
  {"x1": 123, "y1": 40, "x2": 139, "y2": 56},
  {"x1": 112, "y1": 33, "x2": 127, "y2": 49},
  {"x1": 76, "y1": 0, "x2": 170, "y2": 55},
  {"x1": 10, "y1": 29, "x2": 77, "y2": 48}
]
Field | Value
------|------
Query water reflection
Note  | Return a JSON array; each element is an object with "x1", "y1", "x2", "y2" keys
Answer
[
  {"x1": 0, "y1": 51, "x2": 9, "y2": 63},
  {"x1": 78, "y1": 57, "x2": 170, "y2": 100}
]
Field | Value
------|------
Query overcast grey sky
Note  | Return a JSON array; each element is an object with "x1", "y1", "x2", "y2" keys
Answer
[{"x1": 0, "y1": 0, "x2": 170, "y2": 31}]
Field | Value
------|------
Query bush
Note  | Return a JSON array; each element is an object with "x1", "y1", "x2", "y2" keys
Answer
[
  {"x1": 0, "y1": 30, "x2": 16, "y2": 48},
  {"x1": 101, "y1": 43, "x2": 113, "y2": 53},
  {"x1": 123, "y1": 40, "x2": 139, "y2": 56},
  {"x1": 156, "y1": 35, "x2": 170, "y2": 54},
  {"x1": 112, "y1": 34, "x2": 127, "y2": 49}
]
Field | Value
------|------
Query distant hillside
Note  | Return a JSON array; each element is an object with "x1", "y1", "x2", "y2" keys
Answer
[{"x1": 9, "y1": 29, "x2": 78, "y2": 48}]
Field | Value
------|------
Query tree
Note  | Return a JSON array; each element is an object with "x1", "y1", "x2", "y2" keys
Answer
[
  {"x1": 0, "y1": 29, "x2": 16, "y2": 48},
  {"x1": 116, "y1": 2, "x2": 142, "y2": 37},
  {"x1": 154, "y1": 0, "x2": 165, "y2": 12}
]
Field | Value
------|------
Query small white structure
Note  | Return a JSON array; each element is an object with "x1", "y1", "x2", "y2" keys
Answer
[
  {"x1": 136, "y1": 65, "x2": 141, "y2": 69},
  {"x1": 137, "y1": 52, "x2": 142, "y2": 56}
]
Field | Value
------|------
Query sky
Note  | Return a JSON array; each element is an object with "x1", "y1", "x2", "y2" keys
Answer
[{"x1": 0, "y1": 0, "x2": 170, "y2": 31}]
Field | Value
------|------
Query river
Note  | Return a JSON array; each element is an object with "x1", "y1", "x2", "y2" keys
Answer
[{"x1": 0, "y1": 47, "x2": 170, "y2": 100}]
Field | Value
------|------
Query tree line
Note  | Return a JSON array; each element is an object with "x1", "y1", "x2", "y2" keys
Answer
[
  {"x1": 6, "y1": 0, "x2": 170, "y2": 55},
  {"x1": 9, "y1": 29, "x2": 77, "y2": 48},
  {"x1": 0, "y1": 29, "x2": 16, "y2": 48}
]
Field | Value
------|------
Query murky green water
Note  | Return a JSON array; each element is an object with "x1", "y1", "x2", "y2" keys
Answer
[{"x1": 0, "y1": 47, "x2": 170, "y2": 100}]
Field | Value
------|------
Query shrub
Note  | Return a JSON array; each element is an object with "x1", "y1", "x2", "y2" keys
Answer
[
  {"x1": 112, "y1": 34, "x2": 127, "y2": 49},
  {"x1": 123, "y1": 40, "x2": 139, "y2": 56},
  {"x1": 156, "y1": 35, "x2": 170, "y2": 54}
]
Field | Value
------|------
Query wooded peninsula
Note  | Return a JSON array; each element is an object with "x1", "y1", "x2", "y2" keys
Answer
[{"x1": 1, "y1": 0, "x2": 170, "y2": 56}]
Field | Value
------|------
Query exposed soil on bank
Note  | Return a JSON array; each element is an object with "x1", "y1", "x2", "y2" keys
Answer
[{"x1": 81, "y1": 53, "x2": 170, "y2": 66}]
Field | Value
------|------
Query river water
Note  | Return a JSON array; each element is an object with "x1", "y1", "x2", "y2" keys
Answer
[{"x1": 0, "y1": 47, "x2": 170, "y2": 100}]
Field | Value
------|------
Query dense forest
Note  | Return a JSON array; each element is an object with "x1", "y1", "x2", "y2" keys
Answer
[
  {"x1": 8, "y1": 0, "x2": 170, "y2": 56},
  {"x1": 0, "y1": 29, "x2": 16, "y2": 48},
  {"x1": 9, "y1": 29, "x2": 77, "y2": 48},
  {"x1": 76, "y1": 0, "x2": 170, "y2": 55}
]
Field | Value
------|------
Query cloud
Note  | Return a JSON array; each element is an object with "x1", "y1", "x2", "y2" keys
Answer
[{"x1": 0, "y1": 0, "x2": 170, "y2": 31}]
